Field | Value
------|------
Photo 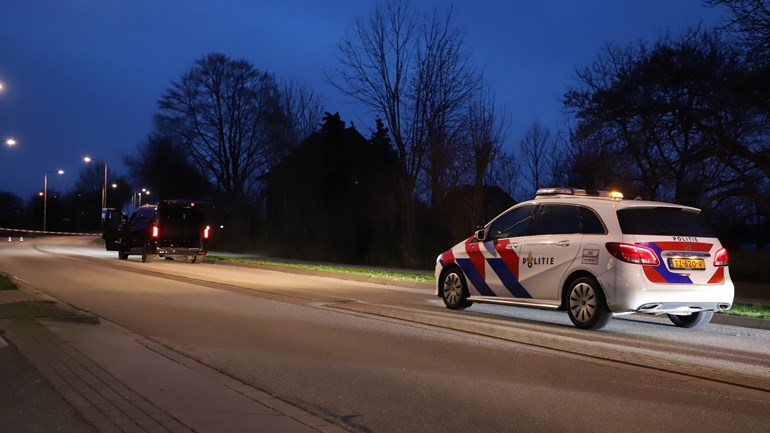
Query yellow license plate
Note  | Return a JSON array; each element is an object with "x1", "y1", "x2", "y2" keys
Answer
[{"x1": 669, "y1": 258, "x2": 705, "y2": 270}]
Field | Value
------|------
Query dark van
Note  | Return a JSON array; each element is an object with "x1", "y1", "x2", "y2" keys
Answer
[{"x1": 103, "y1": 200, "x2": 214, "y2": 263}]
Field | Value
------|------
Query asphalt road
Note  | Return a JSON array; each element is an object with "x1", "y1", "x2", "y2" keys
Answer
[{"x1": 1, "y1": 236, "x2": 769, "y2": 433}]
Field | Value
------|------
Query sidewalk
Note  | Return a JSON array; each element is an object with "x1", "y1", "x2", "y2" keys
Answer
[{"x1": 0, "y1": 285, "x2": 347, "y2": 433}]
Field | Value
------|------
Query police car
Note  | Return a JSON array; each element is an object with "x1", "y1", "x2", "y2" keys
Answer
[{"x1": 435, "y1": 188, "x2": 734, "y2": 330}]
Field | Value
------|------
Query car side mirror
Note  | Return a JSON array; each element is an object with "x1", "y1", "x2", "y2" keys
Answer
[{"x1": 474, "y1": 228, "x2": 487, "y2": 242}]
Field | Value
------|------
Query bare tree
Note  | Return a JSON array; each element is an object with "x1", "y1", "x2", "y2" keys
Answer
[
  {"x1": 333, "y1": 0, "x2": 417, "y2": 191},
  {"x1": 707, "y1": 0, "x2": 770, "y2": 63},
  {"x1": 332, "y1": 0, "x2": 480, "y2": 204},
  {"x1": 157, "y1": 53, "x2": 287, "y2": 203},
  {"x1": 124, "y1": 134, "x2": 210, "y2": 200},
  {"x1": 332, "y1": 0, "x2": 489, "y2": 263},
  {"x1": 270, "y1": 81, "x2": 325, "y2": 168},
  {"x1": 467, "y1": 90, "x2": 508, "y2": 189},
  {"x1": 519, "y1": 120, "x2": 553, "y2": 195},
  {"x1": 563, "y1": 29, "x2": 770, "y2": 215}
]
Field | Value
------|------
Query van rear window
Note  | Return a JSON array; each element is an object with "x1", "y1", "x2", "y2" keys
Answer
[{"x1": 617, "y1": 207, "x2": 715, "y2": 237}]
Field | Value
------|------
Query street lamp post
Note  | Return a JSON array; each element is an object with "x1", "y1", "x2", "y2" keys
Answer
[
  {"x1": 84, "y1": 156, "x2": 108, "y2": 209},
  {"x1": 133, "y1": 188, "x2": 150, "y2": 211},
  {"x1": 43, "y1": 169, "x2": 64, "y2": 232}
]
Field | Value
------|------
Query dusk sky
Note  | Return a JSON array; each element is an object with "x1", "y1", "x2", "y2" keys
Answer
[{"x1": 0, "y1": 0, "x2": 726, "y2": 200}]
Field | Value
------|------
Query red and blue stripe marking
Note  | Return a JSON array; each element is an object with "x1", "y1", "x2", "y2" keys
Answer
[
  {"x1": 639, "y1": 241, "x2": 723, "y2": 284},
  {"x1": 445, "y1": 237, "x2": 531, "y2": 298}
]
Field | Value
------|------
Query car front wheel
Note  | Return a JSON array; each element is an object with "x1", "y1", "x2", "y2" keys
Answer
[
  {"x1": 566, "y1": 276, "x2": 611, "y2": 330},
  {"x1": 442, "y1": 268, "x2": 472, "y2": 310},
  {"x1": 668, "y1": 311, "x2": 714, "y2": 329}
]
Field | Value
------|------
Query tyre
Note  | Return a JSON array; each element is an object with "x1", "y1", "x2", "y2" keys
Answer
[
  {"x1": 566, "y1": 276, "x2": 611, "y2": 330},
  {"x1": 441, "y1": 268, "x2": 472, "y2": 310},
  {"x1": 668, "y1": 311, "x2": 714, "y2": 329},
  {"x1": 191, "y1": 256, "x2": 198, "y2": 263},
  {"x1": 118, "y1": 250, "x2": 128, "y2": 260},
  {"x1": 141, "y1": 246, "x2": 151, "y2": 263},
  {"x1": 165, "y1": 256, "x2": 175, "y2": 261}
]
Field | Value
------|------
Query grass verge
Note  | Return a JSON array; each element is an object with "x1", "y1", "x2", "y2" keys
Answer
[
  {"x1": 720, "y1": 303, "x2": 770, "y2": 320},
  {"x1": 0, "y1": 273, "x2": 18, "y2": 291},
  {"x1": 207, "y1": 255, "x2": 434, "y2": 283}
]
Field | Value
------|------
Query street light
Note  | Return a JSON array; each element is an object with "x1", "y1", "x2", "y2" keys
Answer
[
  {"x1": 133, "y1": 188, "x2": 150, "y2": 211},
  {"x1": 43, "y1": 169, "x2": 64, "y2": 232},
  {"x1": 4, "y1": 138, "x2": 15, "y2": 146},
  {"x1": 84, "y1": 156, "x2": 108, "y2": 210}
]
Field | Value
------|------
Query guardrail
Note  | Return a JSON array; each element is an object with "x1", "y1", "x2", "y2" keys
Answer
[{"x1": 0, "y1": 227, "x2": 101, "y2": 238}]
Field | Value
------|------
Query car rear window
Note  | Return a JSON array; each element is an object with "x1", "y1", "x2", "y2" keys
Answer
[{"x1": 616, "y1": 207, "x2": 716, "y2": 237}]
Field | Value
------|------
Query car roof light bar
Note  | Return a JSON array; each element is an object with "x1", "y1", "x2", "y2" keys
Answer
[{"x1": 535, "y1": 187, "x2": 621, "y2": 199}]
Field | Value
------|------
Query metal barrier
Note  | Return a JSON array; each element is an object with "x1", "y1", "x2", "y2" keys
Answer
[{"x1": 0, "y1": 227, "x2": 101, "y2": 239}]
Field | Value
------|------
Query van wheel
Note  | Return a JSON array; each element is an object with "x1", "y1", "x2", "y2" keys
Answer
[
  {"x1": 442, "y1": 268, "x2": 472, "y2": 310},
  {"x1": 165, "y1": 257, "x2": 175, "y2": 261},
  {"x1": 141, "y1": 246, "x2": 151, "y2": 263},
  {"x1": 567, "y1": 276, "x2": 611, "y2": 330},
  {"x1": 118, "y1": 250, "x2": 128, "y2": 260},
  {"x1": 668, "y1": 311, "x2": 713, "y2": 329}
]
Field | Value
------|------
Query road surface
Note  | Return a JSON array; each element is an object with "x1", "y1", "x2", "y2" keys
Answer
[{"x1": 1, "y1": 236, "x2": 768, "y2": 433}]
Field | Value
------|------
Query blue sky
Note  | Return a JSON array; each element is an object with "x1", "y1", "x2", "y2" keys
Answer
[{"x1": 0, "y1": 0, "x2": 726, "y2": 199}]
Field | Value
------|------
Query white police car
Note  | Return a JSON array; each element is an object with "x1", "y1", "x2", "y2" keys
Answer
[{"x1": 435, "y1": 188, "x2": 734, "y2": 330}]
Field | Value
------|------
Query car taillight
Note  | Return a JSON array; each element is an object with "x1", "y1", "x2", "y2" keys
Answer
[
  {"x1": 203, "y1": 226, "x2": 210, "y2": 239},
  {"x1": 151, "y1": 226, "x2": 159, "y2": 238},
  {"x1": 605, "y1": 242, "x2": 659, "y2": 266},
  {"x1": 713, "y1": 248, "x2": 729, "y2": 267}
]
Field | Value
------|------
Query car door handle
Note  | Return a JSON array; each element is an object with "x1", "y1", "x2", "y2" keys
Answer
[
  {"x1": 506, "y1": 243, "x2": 519, "y2": 249},
  {"x1": 556, "y1": 240, "x2": 571, "y2": 247}
]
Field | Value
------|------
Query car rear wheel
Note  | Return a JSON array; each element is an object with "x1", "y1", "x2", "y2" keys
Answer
[
  {"x1": 141, "y1": 246, "x2": 151, "y2": 263},
  {"x1": 567, "y1": 276, "x2": 611, "y2": 330},
  {"x1": 442, "y1": 268, "x2": 472, "y2": 310},
  {"x1": 668, "y1": 311, "x2": 714, "y2": 329},
  {"x1": 118, "y1": 250, "x2": 128, "y2": 260}
]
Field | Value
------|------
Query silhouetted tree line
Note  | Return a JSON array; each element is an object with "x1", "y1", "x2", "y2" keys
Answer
[
  {"x1": 2, "y1": 0, "x2": 768, "y2": 261},
  {"x1": 557, "y1": 0, "x2": 770, "y2": 247}
]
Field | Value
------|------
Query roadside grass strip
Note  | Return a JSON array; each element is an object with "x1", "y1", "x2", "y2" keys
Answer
[
  {"x1": 0, "y1": 273, "x2": 17, "y2": 291},
  {"x1": 721, "y1": 303, "x2": 770, "y2": 320},
  {"x1": 207, "y1": 255, "x2": 434, "y2": 283}
]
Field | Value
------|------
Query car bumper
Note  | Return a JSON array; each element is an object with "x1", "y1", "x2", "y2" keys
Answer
[
  {"x1": 156, "y1": 247, "x2": 207, "y2": 256},
  {"x1": 601, "y1": 266, "x2": 735, "y2": 314}
]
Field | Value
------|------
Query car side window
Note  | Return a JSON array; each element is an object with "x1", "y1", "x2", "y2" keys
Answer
[
  {"x1": 528, "y1": 204, "x2": 579, "y2": 235},
  {"x1": 487, "y1": 205, "x2": 535, "y2": 240},
  {"x1": 130, "y1": 209, "x2": 156, "y2": 230},
  {"x1": 579, "y1": 207, "x2": 606, "y2": 234}
]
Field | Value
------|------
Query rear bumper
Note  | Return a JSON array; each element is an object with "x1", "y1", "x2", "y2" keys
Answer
[
  {"x1": 155, "y1": 247, "x2": 206, "y2": 256},
  {"x1": 602, "y1": 269, "x2": 735, "y2": 314}
]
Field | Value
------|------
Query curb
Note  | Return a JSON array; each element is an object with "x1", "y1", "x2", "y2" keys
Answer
[{"x1": 712, "y1": 313, "x2": 770, "y2": 330}]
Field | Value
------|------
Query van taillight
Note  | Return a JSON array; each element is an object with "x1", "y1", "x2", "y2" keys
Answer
[
  {"x1": 605, "y1": 242, "x2": 659, "y2": 266},
  {"x1": 713, "y1": 248, "x2": 729, "y2": 267},
  {"x1": 203, "y1": 226, "x2": 210, "y2": 239},
  {"x1": 152, "y1": 226, "x2": 159, "y2": 238}
]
